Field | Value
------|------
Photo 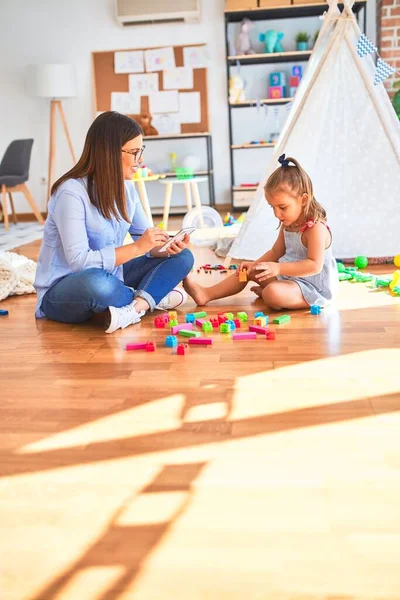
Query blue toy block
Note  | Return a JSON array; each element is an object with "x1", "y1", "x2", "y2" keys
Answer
[
  {"x1": 254, "y1": 311, "x2": 264, "y2": 318},
  {"x1": 225, "y1": 319, "x2": 236, "y2": 330},
  {"x1": 269, "y1": 72, "x2": 287, "y2": 87},
  {"x1": 185, "y1": 313, "x2": 195, "y2": 323},
  {"x1": 0, "y1": 309, "x2": 9, "y2": 316},
  {"x1": 292, "y1": 65, "x2": 303, "y2": 78},
  {"x1": 310, "y1": 305, "x2": 322, "y2": 315},
  {"x1": 165, "y1": 335, "x2": 178, "y2": 347}
]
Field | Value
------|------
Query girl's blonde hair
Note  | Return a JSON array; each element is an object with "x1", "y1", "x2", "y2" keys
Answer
[{"x1": 265, "y1": 155, "x2": 326, "y2": 223}]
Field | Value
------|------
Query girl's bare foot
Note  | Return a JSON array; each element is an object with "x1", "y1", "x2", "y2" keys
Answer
[
  {"x1": 250, "y1": 285, "x2": 263, "y2": 298},
  {"x1": 183, "y1": 275, "x2": 209, "y2": 306}
]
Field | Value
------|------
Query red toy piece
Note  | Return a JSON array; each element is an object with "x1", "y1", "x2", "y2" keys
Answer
[
  {"x1": 265, "y1": 330, "x2": 276, "y2": 340},
  {"x1": 154, "y1": 316, "x2": 166, "y2": 328},
  {"x1": 177, "y1": 343, "x2": 189, "y2": 355},
  {"x1": 233, "y1": 318, "x2": 241, "y2": 328},
  {"x1": 210, "y1": 318, "x2": 219, "y2": 328},
  {"x1": 145, "y1": 342, "x2": 156, "y2": 352}
]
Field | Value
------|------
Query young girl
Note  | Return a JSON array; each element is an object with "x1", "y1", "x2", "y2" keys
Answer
[
  {"x1": 34, "y1": 112, "x2": 194, "y2": 333},
  {"x1": 184, "y1": 154, "x2": 338, "y2": 310}
]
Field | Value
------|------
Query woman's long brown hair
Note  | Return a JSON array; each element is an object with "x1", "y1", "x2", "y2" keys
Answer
[
  {"x1": 265, "y1": 156, "x2": 327, "y2": 223},
  {"x1": 51, "y1": 111, "x2": 143, "y2": 222}
]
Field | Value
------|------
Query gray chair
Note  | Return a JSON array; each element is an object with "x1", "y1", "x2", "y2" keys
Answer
[{"x1": 0, "y1": 139, "x2": 44, "y2": 230}]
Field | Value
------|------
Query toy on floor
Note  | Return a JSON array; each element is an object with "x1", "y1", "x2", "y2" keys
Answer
[
  {"x1": 177, "y1": 343, "x2": 189, "y2": 355},
  {"x1": 394, "y1": 255, "x2": 400, "y2": 268},
  {"x1": 189, "y1": 338, "x2": 213, "y2": 345},
  {"x1": 354, "y1": 255, "x2": 368, "y2": 269},
  {"x1": 165, "y1": 335, "x2": 178, "y2": 347},
  {"x1": 126, "y1": 341, "x2": 155, "y2": 352},
  {"x1": 310, "y1": 305, "x2": 322, "y2": 315},
  {"x1": 0, "y1": 309, "x2": 9, "y2": 316},
  {"x1": 273, "y1": 315, "x2": 291, "y2": 324}
]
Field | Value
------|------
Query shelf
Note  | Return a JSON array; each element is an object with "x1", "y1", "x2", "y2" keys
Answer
[
  {"x1": 231, "y1": 143, "x2": 275, "y2": 149},
  {"x1": 228, "y1": 50, "x2": 312, "y2": 66},
  {"x1": 229, "y1": 98, "x2": 293, "y2": 107},
  {"x1": 144, "y1": 132, "x2": 211, "y2": 140},
  {"x1": 224, "y1": 2, "x2": 366, "y2": 21},
  {"x1": 233, "y1": 185, "x2": 258, "y2": 191}
]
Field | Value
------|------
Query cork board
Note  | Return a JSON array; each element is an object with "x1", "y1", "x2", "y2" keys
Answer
[{"x1": 92, "y1": 44, "x2": 209, "y2": 134}]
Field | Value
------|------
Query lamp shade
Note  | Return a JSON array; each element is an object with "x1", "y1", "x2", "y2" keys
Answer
[{"x1": 25, "y1": 64, "x2": 76, "y2": 98}]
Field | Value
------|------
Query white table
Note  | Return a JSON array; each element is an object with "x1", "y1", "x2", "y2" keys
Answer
[{"x1": 158, "y1": 177, "x2": 207, "y2": 230}]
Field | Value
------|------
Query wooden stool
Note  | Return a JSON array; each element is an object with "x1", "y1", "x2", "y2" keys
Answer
[{"x1": 159, "y1": 177, "x2": 207, "y2": 231}]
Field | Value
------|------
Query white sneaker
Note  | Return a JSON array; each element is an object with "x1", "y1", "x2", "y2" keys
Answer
[
  {"x1": 155, "y1": 287, "x2": 188, "y2": 310},
  {"x1": 105, "y1": 300, "x2": 145, "y2": 334}
]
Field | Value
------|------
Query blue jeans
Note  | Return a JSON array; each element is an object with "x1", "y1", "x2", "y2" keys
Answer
[{"x1": 41, "y1": 249, "x2": 194, "y2": 324}]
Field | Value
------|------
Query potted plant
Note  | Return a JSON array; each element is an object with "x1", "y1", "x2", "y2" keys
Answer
[
  {"x1": 295, "y1": 32, "x2": 310, "y2": 51},
  {"x1": 393, "y1": 80, "x2": 400, "y2": 120}
]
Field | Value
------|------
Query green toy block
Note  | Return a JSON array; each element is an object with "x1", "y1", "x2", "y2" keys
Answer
[
  {"x1": 178, "y1": 329, "x2": 201, "y2": 338},
  {"x1": 392, "y1": 286, "x2": 400, "y2": 296},
  {"x1": 169, "y1": 319, "x2": 178, "y2": 327},
  {"x1": 273, "y1": 314, "x2": 291, "y2": 325},
  {"x1": 193, "y1": 311, "x2": 207, "y2": 318},
  {"x1": 339, "y1": 273, "x2": 353, "y2": 281},
  {"x1": 375, "y1": 278, "x2": 391, "y2": 288},
  {"x1": 225, "y1": 312, "x2": 234, "y2": 320},
  {"x1": 237, "y1": 311, "x2": 248, "y2": 322},
  {"x1": 202, "y1": 321, "x2": 213, "y2": 332},
  {"x1": 220, "y1": 323, "x2": 231, "y2": 333}
]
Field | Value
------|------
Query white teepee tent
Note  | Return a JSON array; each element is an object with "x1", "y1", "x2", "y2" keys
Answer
[{"x1": 228, "y1": 0, "x2": 400, "y2": 260}]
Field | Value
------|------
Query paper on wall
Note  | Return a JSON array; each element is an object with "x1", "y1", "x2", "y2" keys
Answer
[
  {"x1": 163, "y1": 67, "x2": 194, "y2": 90},
  {"x1": 114, "y1": 50, "x2": 144, "y2": 74},
  {"x1": 145, "y1": 47, "x2": 175, "y2": 72},
  {"x1": 129, "y1": 73, "x2": 159, "y2": 95},
  {"x1": 111, "y1": 92, "x2": 141, "y2": 115},
  {"x1": 179, "y1": 92, "x2": 201, "y2": 124},
  {"x1": 152, "y1": 113, "x2": 181, "y2": 135},
  {"x1": 149, "y1": 90, "x2": 179, "y2": 114},
  {"x1": 183, "y1": 45, "x2": 208, "y2": 69}
]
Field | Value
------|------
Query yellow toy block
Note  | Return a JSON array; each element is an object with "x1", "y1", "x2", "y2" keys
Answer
[
  {"x1": 254, "y1": 316, "x2": 267, "y2": 327},
  {"x1": 389, "y1": 270, "x2": 400, "y2": 290},
  {"x1": 168, "y1": 311, "x2": 178, "y2": 321},
  {"x1": 239, "y1": 268, "x2": 248, "y2": 282}
]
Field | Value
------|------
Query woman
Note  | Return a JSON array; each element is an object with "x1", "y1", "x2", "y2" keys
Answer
[{"x1": 34, "y1": 111, "x2": 194, "y2": 333}]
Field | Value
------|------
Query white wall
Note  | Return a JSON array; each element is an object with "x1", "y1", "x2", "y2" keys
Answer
[{"x1": 0, "y1": 0, "x2": 375, "y2": 214}]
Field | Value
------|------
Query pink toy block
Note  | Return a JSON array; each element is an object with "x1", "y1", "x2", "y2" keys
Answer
[
  {"x1": 188, "y1": 338, "x2": 213, "y2": 345},
  {"x1": 233, "y1": 318, "x2": 241, "y2": 328},
  {"x1": 232, "y1": 332, "x2": 257, "y2": 340},
  {"x1": 160, "y1": 313, "x2": 169, "y2": 322},
  {"x1": 145, "y1": 342, "x2": 156, "y2": 352},
  {"x1": 171, "y1": 322, "x2": 193, "y2": 335},
  {"x1": 195, "y1": 318, "x2": 207, "y2": 327},
  {"x1": 268, "y1": 86, "x2": 283, "y2": 99},
  {"x1": 177, "y1": 343, "x2": 189, "y2": 355},
  {"x1": 126, "y1": 341, "x2": 154, "y2": 351},
  {"x1": 249, "y1": 325, "x2": 269, "y2": 334},
  {"x1": 265, "y1": 330, "x2": 276, "y2": 340},
  {"x1": 154, "y1": 316, "x2": 166, "y2": 328}
]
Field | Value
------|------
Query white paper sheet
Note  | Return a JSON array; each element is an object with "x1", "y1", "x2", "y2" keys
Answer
[
  {"x1": 179, "y1": 92, "x2": 201, "y2": 124},
  {"x1": 152, "y1": 113, "x2": 181, "y2": 135},
  {"x1": 149, "y1": 90, "x2": 179, "y2": 114},
  {"x1": 163, "y1": 67, "x2": 194, "y2": 90},
  {"x1": 145, "y1": 47, "x2": 175, "y2": 72},
  {"x1": 114, "y1": 51, "x2": 144, "y2": 74},
  {"x1": 183, "y1": 46, "x2": 208, "y2": 69},
  {"x1": 111, "y1": 92, "x2": 141, "y2": 115},
  {"x1": 129, "y1": 73, "x2": 159, "y2": 95}
]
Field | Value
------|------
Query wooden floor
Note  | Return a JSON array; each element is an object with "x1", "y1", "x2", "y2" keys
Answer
[{"x1": 1, "y1": 230, "x2": 400, "y2": 600}]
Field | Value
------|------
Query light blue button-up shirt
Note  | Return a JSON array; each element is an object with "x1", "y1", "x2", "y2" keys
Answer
[{"x1": 34, "y1": 177, "x2": 151, "y2": 317}]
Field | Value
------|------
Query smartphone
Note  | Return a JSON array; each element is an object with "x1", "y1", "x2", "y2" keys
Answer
[{"x1": 158, "y1": 227, "x2": 195, "y2": 252}]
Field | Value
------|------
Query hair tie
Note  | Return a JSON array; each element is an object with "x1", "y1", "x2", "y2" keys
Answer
[{"x1": 278, "y1": 154, "x2": 290, "y2": 167}]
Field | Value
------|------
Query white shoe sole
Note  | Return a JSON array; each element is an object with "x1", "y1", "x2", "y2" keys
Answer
[{"x1": 155, "y1": 288, "x2": 188, "y2": 311}]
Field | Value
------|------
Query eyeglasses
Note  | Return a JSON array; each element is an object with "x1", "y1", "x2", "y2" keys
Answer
[{"x1": 121, "y1": 145, "x2": 145, "y2": 161}]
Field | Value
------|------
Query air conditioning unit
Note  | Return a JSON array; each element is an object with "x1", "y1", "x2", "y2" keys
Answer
[{"x1": 115, "y1": 0, "x2": 200, "y2": 26}]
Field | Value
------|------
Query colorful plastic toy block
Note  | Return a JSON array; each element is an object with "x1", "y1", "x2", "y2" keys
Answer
[
  {"x1": 202, "y1": 321, "x2": 213, "y2": 333},
  {"x1": 273, "y1": 314, "x2": 291, "y2": 324},
  {"x1": 268, "y1": 86, "x2": 287, "y2": 99},
  {"x1": 265, "y1": 330, "x2": 276, "y2": 340},
  {"x1": 210, "y1": 318, "x2": 219, "y2": 328},
  {"x1": 165, "y1": 335, "x2": 178, "y2": 347},
  {"x1": 375, "y1": 278, "x2": 391, "y2": 288},
  {"x1": 193, "y1": 311, "x2": 207, "y2": 318},
  {"x1": 126, "y1": 341, "x2": 155, "y2": 351},
  {"x1": 154, "y1": 316, "x2": 166, "y2": 328},
  {"x1": 178, "y1": 329, "x2": 201, "y2": 338},
  {"x1": 0, "y1": 309, "x2": 9, "y2": 316},
  {"x1": 232, "y1": 332, "x2": 257, "y2": 340},
  {"x1": 310, "y1": 305, "x2": 322, "y2": 315},
  {"x1": 292, "y1": 65, "x2": 303, "y2": 78},
  {"x1": 233, "y1": 318, "x2": 241, "y2": 328},
  {"x1": 220, "y1": 323, "x2": 231, "y2": 333},
  {"x1": 177, "y1": 343, "x2": 189, "y2": 355},
  {"x1": 169, "y1": 319, "x2": 178, "y2": 327},
  {"x1": 218, "y1": 314, "x2": 228, "y2": 324},
  {"x1": 290, "y1": 75, "x2": 300, "y2": 87},
  {"x1": 225, "y1": 319, "x2": 236, "y2": 330},
  {"x1": 168, "y1": 310, "x2": 178, "y2": 321},
  {"x1": 254, "y1": 316, "x2": 268, "y2": 327},
  {"x1": 195, "y1": 318, "x2": 207, "y2": 327},
  {"x1": 239, "y1": 268, "x2": 248, "y2": 282},
  {"x1": 225, "y1": 312, "x2": 234, "y2": 320},
  {"x1": 171, "y1": 323, "x2": 193, "y2": 335},
  {"x1": 189, "y1": 338, "x2": 213, "y2": 345},
  {"x1": 249, "y1": 325, "x2": 269, "y2": 334},
  {"x1": 254, "y1": 311, "x2": 264, "y2": 318},
  {"x1": 389, "y1": 270, "x2": 400, "y2": 290},
  {"x1": 236, "y1": 311, "x2": 248, "y2": 322},
  {"x1": 269, "y1": 72, "x2": 286, "y2": 86},
  {"x1": 185, "y1": 313, "x2": 195, "y2": 323}
]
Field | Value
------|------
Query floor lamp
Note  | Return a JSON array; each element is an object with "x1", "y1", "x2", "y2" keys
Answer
[{"x1": 26, "y1": 64, "x2": 77, "y2": 201}]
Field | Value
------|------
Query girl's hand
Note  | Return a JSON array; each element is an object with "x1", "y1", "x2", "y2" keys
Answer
[
  {"x1": 165, "y1": 233, "x2": 190, "y2": 256},
  {"x1": 138, "y1": 228, "x2": 169, "y2": 253},
  {"x1": 254, "y1": 261, "x2": 280, "y2": 281},
  {"x1": 237, "y1": 261, "x2": 256, "y2": 277}
]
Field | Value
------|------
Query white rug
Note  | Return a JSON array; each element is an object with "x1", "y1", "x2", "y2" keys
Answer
[{"x1": 0, "y1": 223, "x2": 44, "y2": 251}]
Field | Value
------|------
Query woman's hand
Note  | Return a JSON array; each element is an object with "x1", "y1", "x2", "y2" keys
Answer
[
  {"x1": 165, "y1": 233, "x2": 190, "y2": 255},
  {"x1": 253, "y1": 261, "x2": 281, "y2": 281},
  {"x1": 137, "y1": 228, "x2": 169, "y2": 254}
]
